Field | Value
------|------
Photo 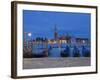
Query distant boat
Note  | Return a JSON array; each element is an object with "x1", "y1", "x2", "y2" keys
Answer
[{"x1": 61, "y1": 45, "x2": 70, "y2": 57}]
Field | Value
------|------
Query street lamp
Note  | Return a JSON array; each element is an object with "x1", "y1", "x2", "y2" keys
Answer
[
  {"x1": 27, "y1": 32, "x2": 32, "y2": 53},
  {"x1": 28, "y1": 32, "x2": 32, "y2": 37},
  {"x1": 27, "y1": 32, "x2": 32, "y2": 40}
]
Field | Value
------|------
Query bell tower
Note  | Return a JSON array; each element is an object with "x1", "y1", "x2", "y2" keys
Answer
[{"x1": 54, "y1": 25, "x2": 58, "y2": 40}]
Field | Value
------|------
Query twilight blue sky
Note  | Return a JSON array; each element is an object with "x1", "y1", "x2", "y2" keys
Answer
[{"x1": 23, "y1": 10, "x2": 91, "y2": 39}]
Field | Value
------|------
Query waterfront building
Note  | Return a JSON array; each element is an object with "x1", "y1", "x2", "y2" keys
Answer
[
  {"x1": 23, "y1": 32, "x2": 28, "y2": 56},
  {"x1": 23, "y1": 25, "x2": 90, "y2": 58},
  {"x1": 76, "y1": 38, "x2": 90, "y2": 45}
]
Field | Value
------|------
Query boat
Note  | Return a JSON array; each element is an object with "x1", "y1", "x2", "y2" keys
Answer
[
  {"x1": 32, "y1": 49, "x2": 48, "y2": 58},
  {"x1": 72, "y1": 46, "x2": 80, "y2": 57},
  {"x1": 61, "y1": 45, "x2": 70, "y2": 57},
  {"x1": 82, "y1": 46, "x2": 90, "y2": 57}
]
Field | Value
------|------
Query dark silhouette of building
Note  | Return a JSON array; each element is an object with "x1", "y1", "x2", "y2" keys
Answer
[{"x1": 54, "y1": 25, "x2": 58, "y2": 40}]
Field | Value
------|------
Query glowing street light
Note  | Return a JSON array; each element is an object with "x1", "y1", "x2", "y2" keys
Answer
[
  {"x1": 28, "y1": 32, "x2": 32, "y2": 37},
  {"x1": 82, "y1": 40, "x2": 85, "y2": 44}
]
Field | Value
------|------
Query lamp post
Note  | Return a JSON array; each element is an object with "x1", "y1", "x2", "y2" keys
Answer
[
  {"x1": 27, "y1": 32, "x2": 32, "y2": 55},
  {"x1": 28, "y1": 32, "x2": 32, "y2": 39}
]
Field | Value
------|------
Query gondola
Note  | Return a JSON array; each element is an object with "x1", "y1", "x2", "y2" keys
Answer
[
  {"x1": 82, "y1": 46, "x2": 90, "y2": 57},
  {"x1": 73, "y1": 46, "x2": 80, "y2": 57},
  {"x1": 60, "y1": 45, "x2": 70, "y2": 57},
  {"x1": 32, "y1": 49, "x2": 48, "y2": 58}
]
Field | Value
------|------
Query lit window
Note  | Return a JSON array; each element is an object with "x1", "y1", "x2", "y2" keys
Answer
[{"x1": 82, "y1": 40, "x2": 85, "y2": 43}]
